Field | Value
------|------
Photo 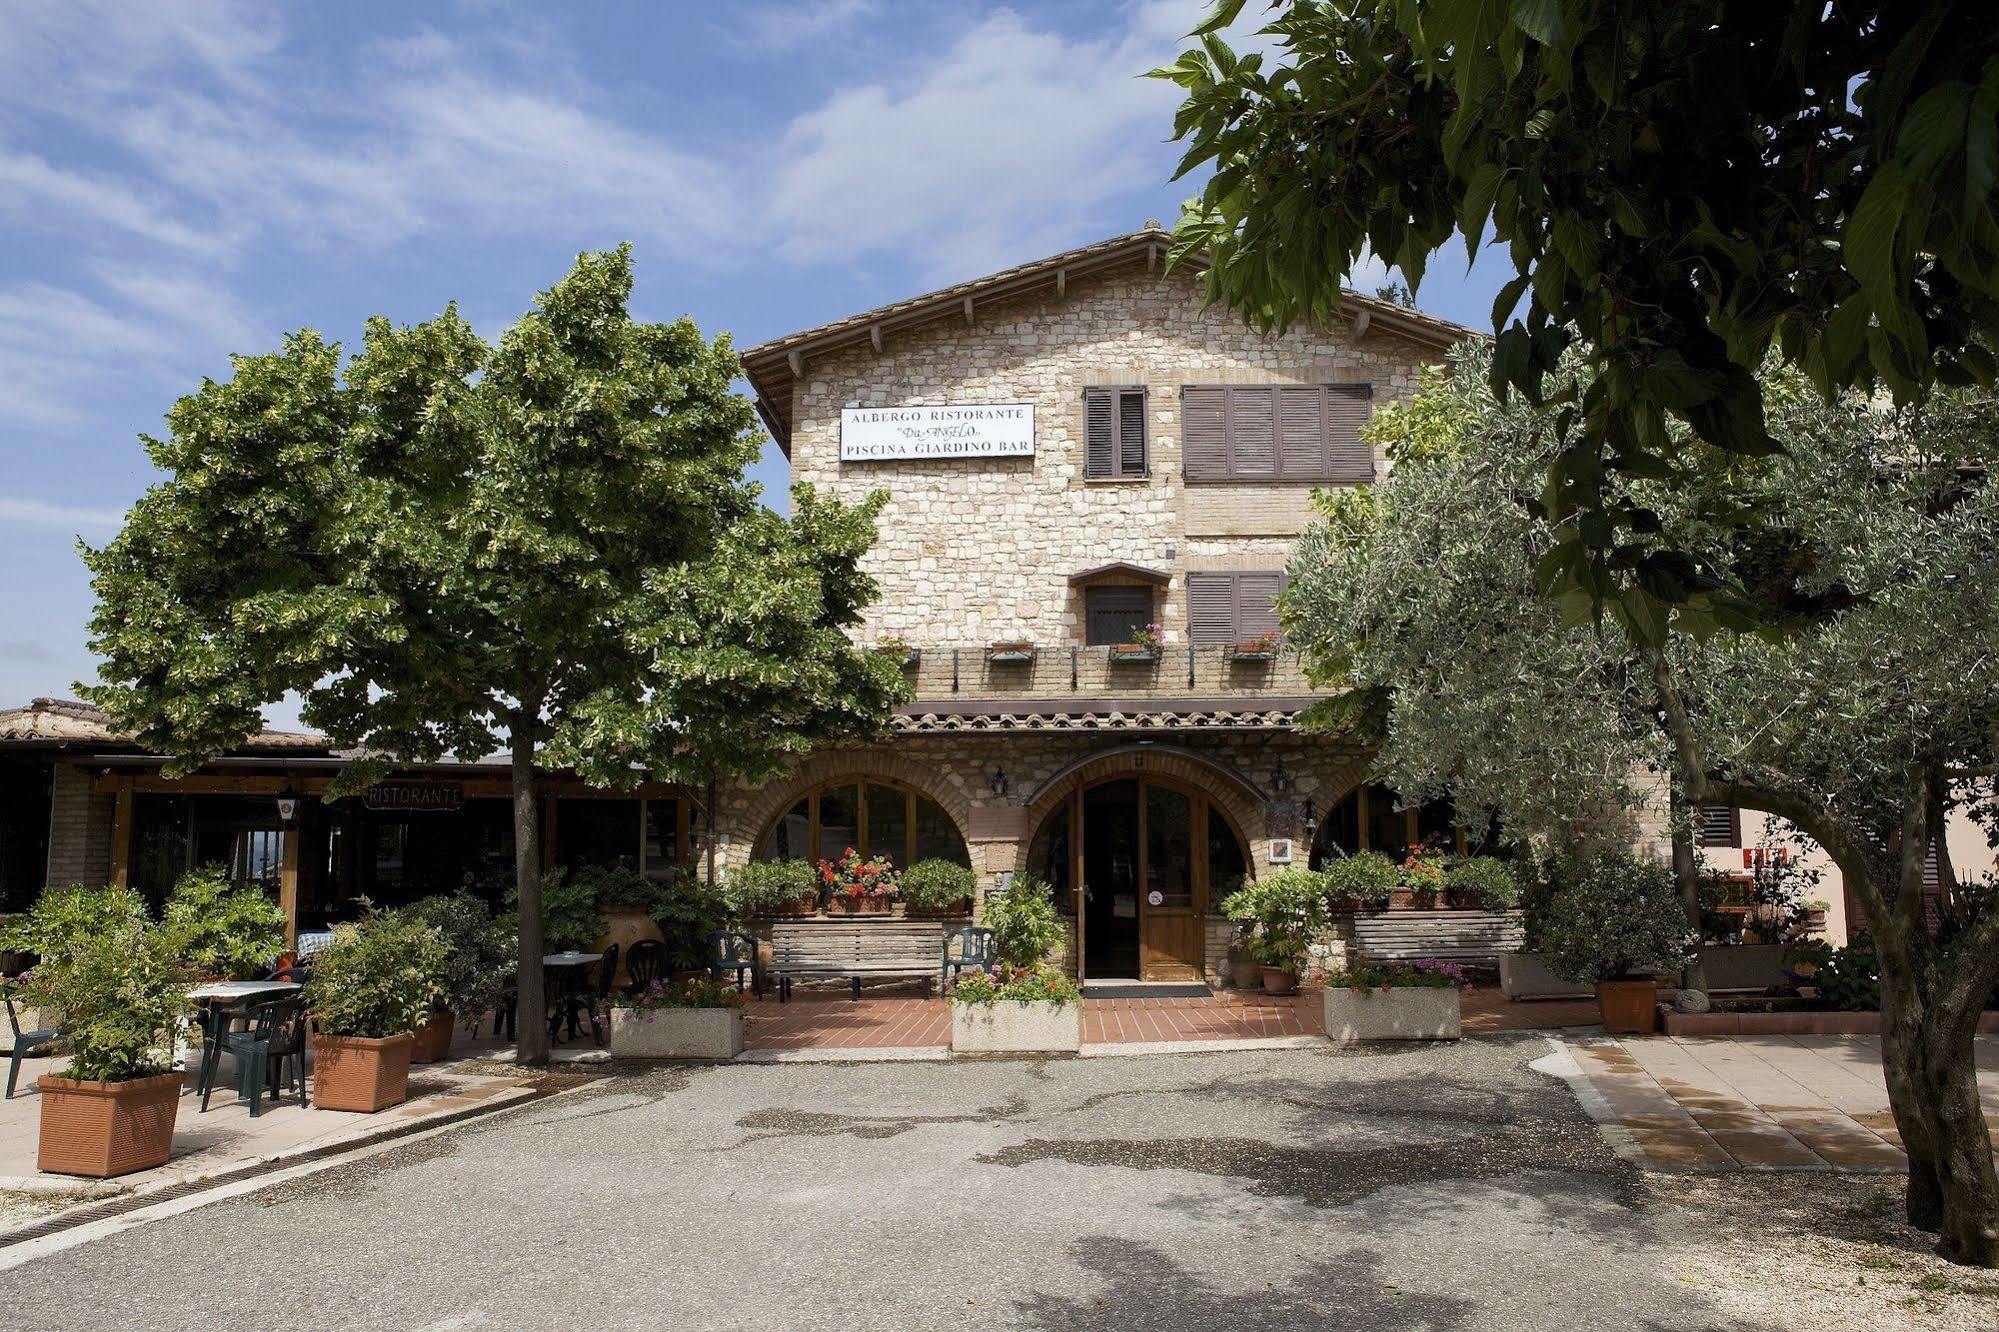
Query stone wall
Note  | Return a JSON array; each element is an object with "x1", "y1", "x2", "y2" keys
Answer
[
  {"x1": 787, "y1": 258, "x2": 1440, "y2": 648},
  {"x1": 43, "y1": 761, "x2": 111, "y2": 889}
]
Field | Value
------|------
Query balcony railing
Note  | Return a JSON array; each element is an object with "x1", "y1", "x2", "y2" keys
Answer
[{"x1": 886, "y1": 643, "x2": 1318, "y2": 703}]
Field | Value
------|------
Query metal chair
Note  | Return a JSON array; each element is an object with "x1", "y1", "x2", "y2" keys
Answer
[
  {"x1": 706, "y1": 930, "x2": 761, "y2": 996},
  {"x1": 549, "y1": 944, "x2": 619, "y2": 1046},
  {"x1": 624, "y1": 939, "x2": 667, "y2": 995},
  {"x1": 201, "y1": 994, "x2": 307, "y2": 1117},
  {"x1": 3, "y1": 992, "x2": 60, "y2": 1099},
  {"x1": 942, "y1": 926, "x2": 997, "y2": 991}
]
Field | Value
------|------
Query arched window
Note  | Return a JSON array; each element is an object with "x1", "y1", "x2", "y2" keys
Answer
[
  {"x1": 1310, "y1": 782, "x2": 1501, "y2": 867},
  {"x1": 757, "y1": 778, "x2": 969, "y2": 869}
]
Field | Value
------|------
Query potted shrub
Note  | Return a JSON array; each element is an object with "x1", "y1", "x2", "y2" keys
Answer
[
  {"x1": 607, "y1": 976, "x2": 748, "y2": 1059},
  {"x1": 572, "y1": 865, "x2": 670, "y2": 985},
  {"x1": 1389, "y1": 839, "x2": 1449, "y2": 909},
  {"x1": 1218, "y1": 869, "x2": 1328, "y2": 994},
  {"x1": 727, "y1": 859, "x2": 819, "y2": 917},
  {"x1": 1443, "y1": 856, "x2": 1521, "y2": 912},
  {"x1": 302, "y1": 913, "x2": 449, "y2": 1112},
  {"x1": 820, "y1": 848, "x2": 898, "y2": 915},
  {"x1": 1537, "y1": 851, "x2": 1694, "y2": 1034},
  {"x1": 22, "y1": 917, "x2": 188, "y2": 1178},
  {"x1": 901, "y1": 858, "x2": 977, "y2": 917},
  {"x1": 647, "y1": 870, "x2": 731, "y2": 974},
  {"x1": 982, "y1": 876, "x2": 1069, "y2": 974},
  {"x1": 1109, "y1": 622, "x2": 1164, "y2": 663},
  {"x1": 1321, "y1": 958, "x2": 1466, "y2": 1043},
  {"x1": 0, "y1": 883, "x2": 150, "y2": 1035},
  {"x1": 403, "y1": 892, "x2": 510, "y2": 1063},
  {"x1": 159, "y1": 866, "x2": 286, "y2": 981},
  {"x1": 1320, "y1": 852, "x2": 1397, "y2": 913},
  {"x1": 538, "y1": 867, "x2": 604, "y2": 954},
  {"x1": 950, "y1": 964, "x2": 1082, "y2": 1053}
]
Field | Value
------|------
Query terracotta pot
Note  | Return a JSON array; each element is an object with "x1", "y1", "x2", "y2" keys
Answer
[
  {"x1": 788, "y1": 895, "x2": 821, "y2": 916},
  {"x1": 594, "y1": 905, "x2": 667, "y2": 988},
  {"x1": 1262, "y1": 966, "x2": 1298, "y2": 996},
  {"x1": 827, "y1": 895, "x2": 864, "y2": 916},
  {"x1": 37, "y1": 1071, "x2": 181, "y2": 1178},
  {"x1": 1388, "y1": 888, "x2": 1440, "y2": 911},
  {"x1": 410, "y1": 1010, "x2": 455, "y2": 1064},
  {"x1": 1596, "y1": 979, "x2": 1659, "y2": 1035},
  {"x1": 311, "y1": 1032, "x2": 414, "y2": 1113},
  {"x1": 864, "y1": 893, "x2": 895, "y2": 916}
]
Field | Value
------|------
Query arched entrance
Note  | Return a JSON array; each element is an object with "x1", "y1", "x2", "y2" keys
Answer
[{"x1": 1027, "y1": 775, "x2": 1249, "y2": 982}]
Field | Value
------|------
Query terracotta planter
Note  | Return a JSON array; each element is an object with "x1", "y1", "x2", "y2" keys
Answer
[
  {"x1": 410, "y1": 1010, "x2": 455, "y2": 1064},
  {"x1": 1262, "y1": 966, "x2": 1298, "y2": 996},
  {"x1": 863, "y1": 893, "x2": 896, "y2": 916},
  {"x1": 826, "y1": 895, "x2": 863, "y2": 917},
  {"x1": 311, "y1": 1032, "x2": 414, "y2": 1113},
  {"x1": 786, "y1": 894, "x2": 821, "y2": 916},
  {"x1": 1596, "y1": 979, "x2": 1659, "y2": 1035},
  {"x1": 1388, "y1": 888, "x2": 1440, "y2": 911},
  {"x1": 594, "y1": 905, "x2": 667, "y2": 988},
  {"x1": 37, "y1": 1072, "x2": 181, "y2": 1178},
  {"x1": 907, "y1": 902, "x2": 973, "y2": 920}
]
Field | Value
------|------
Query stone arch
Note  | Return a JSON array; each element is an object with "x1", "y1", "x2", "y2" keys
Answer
[
  {"x1": 734, "y1": 748, "x2": 976, "y2": 862},
  {"x1": 1018, "y1": 743, "x2": 1266, "y2": 843}
]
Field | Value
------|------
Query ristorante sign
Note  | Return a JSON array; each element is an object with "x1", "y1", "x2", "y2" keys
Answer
[{"x1": 839, "y1": 403, "x2": 1035, "y2": 461}]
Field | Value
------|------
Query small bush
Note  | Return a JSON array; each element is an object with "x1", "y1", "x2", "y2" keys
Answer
[
  {"x1": 0, "y1": 884, "x2": 149, "y2": 965},
  {"x1": 1537, "y1": 851, "x2": 1694, "y2": 984},
  {"x1": 952, "y1": 965, "x2": 1079, "y2": 1005},
  {"x1": 1324, "y1": 957, "x2": 1468, "y2": 990},
  {"x1": 611, "y1": 976, "x2": 747, "y2": 1013},
  {"x1": 1320, "y1": 852, "x2": 1397, "y2": 908},
  {"x1": 649, "y1": 871, "x2": 731, "y2": 970},
  {"x1": 726, "y1": 859, "x2": 818, "y2": 915},
  {"x1": 538, "y1": 868, "x2": 604, "y2": 953},
  {"x1": 1445, "y1": 856, "x2": 1521, "y2": 910},
  {"x1": 1788, "y1": 933, "x2": 1881, "y2": 1011},
  {"x1": 1220, "y1": 869, "x2": 1328, "y2": 969},
  {"x1": 901, "y1": 859, "x2": 977, "y2": 911},
  {"x1": 985, "y1": 877, "x2": 1067, "y2": 970},
  {"x1": 16, "y1": 918, "x2": 187, "y2": 1082},
  {"x1": 159, "y1": 866, "x2": 286, "y2": 980},
  {"x1": 303, "y1": 911, "x2": 450, "y2": 1039},
  {"x1": 405, "y1": 892, "x2": 512, "y2": 1017}
]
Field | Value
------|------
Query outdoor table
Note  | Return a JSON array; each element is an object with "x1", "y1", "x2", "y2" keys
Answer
[
  {"x1": 542, "y1": 954, "x2": 603, "y2": 1043},
  {"x1": 188, "y1": 981, "x2": 303, "y2": 1102}
]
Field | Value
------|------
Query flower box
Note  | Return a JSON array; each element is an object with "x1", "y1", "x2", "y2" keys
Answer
[
  {"x1": 1226, "y1": 640, "x2": 1278, "y2": 662},
  {"x1": 1322, "y1": 986, "x2": 1461, "y2": 1043},
  {"x1": 986, "y1": 642, "x2": 1036, "y2": 665},
  {"x1": 37, "y1": 1072, "x2": 181, "y2": 1178},
  {"x1": 1108, "y1": 644, "x2": 1159, "y2": 664},
  {"x1": 609, "y1": 1007, "x2": 743, "y2": 1060},
  {"x1": 951, "y1": 999, "x2": 1081, "y2": 1054}
]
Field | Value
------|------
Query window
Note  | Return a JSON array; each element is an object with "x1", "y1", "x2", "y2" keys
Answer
[
  {"x1": 1187, "y1": 571, "x2": 1286, "y2": 644},
  {"x1": 1084, "y1": 586, "x2": 1154, "y2": 645},
  {"x1": 1084, "y1": 387, "x2": 1147, "y2": 478},
  {"x1": 756, "y1": 779, "x2": 969, "y2": 869},
  {"x1": 1694, "y1": 804, "x2": 1741, "y2": 848},
  {"x1": 1182, "y1": 384, "x2": 1373, "y2": 483}
]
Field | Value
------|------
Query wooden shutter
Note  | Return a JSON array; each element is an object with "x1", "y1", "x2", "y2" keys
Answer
[
  {"x1": 1084, "y1": 389, "x2": 1115, "y2": 478},
  {"x1": 1183, "y1": 386, "x2": 1227, "y2": 480},
  {"x1": 1085, "y1": 387, "x2": 1146, "y2": 478},
  {"x1": 1694, "y1": 805, "x2": 1740, "y2": 847},
  {"x1": 1235, "y1": 573, "x2": 1286, "y2": 638},
  {"x1": 1277, "y1": 388, "x2": 1326, "y2": 477},
  {"x1": 1117, "y1": 391, "x2": 1146, "y2": 476},
  {"x1": 1187, "y1": 573, "x2": 1236, "y2": 643},
  {"x1": 1327, "y1": 384, "x2": 1375, "y2": 481},
  {"x1": 1229, "y1": 388, "x2": 1276, "y2": 478}
]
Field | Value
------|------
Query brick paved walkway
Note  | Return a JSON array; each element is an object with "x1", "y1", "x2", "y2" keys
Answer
[{"x1": 1569, "y1": 1033, "x2": 1999, "y2": 1172}]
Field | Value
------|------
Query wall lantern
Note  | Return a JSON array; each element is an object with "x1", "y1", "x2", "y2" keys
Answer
[
  {"x1": 989, "y1": 765, "x2": 1009, "y2": 797},
  {"x1": 1302, "y1": 797, "x2": 1317, "y2": 840},
  {"x1": 1270, "y1": 757, "x2": 1292, "y2": 795},
  {"x1": 274, "y1": 785, "x2": 300, "y2": 828}
]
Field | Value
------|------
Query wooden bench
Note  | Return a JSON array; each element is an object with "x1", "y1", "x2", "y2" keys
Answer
[
  {"x1": 1347, "y1": 909, "x2": 1526, "y2": 966},
  {"x1": 769, "y1": 920, "x2": 945, "y2": 1000}
]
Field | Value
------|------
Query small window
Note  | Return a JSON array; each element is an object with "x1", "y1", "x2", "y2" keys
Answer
[
  {"x1": 1694, "y1": 804, "x2": 1740, "y2": 848},
  {"x1": 1085, "y1": 387, "x2": 1147, "y2": 479},
  {"x1": 1187, "y1": 571, "x2": 1286, "y2": 644},
  {"x1": 1085, "y1": 586, "x2": 1154, "y2": 646}
]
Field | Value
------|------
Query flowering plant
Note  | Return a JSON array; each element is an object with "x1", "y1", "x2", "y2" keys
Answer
[
  {"x1": 610, "y1": 976, "x2": 749, "y2": 1013},
  {"x1": 819, "y1": 847, "x2": 900, "y2": 899},
  {"x1": 1234, "y1": 630, "x2": 1279, "y2": 654},
  {"x1": 1324, "y1": 957, "x2": 1468, "y2": 991},
  {"x1": 952, "y1": 963, "x2": 1079, "y2": 1006},
  {"x1": 1396, "y1": 839, "x2": 1450, "y2": 895},
  {"x1": 1129, "y1": 621, "x2": 1165, "y2": 652}
]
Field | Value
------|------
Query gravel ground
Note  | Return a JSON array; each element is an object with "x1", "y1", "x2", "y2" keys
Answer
[{"x1": 0, "y1": 1037, "x2": 1988, "y2": 1331}]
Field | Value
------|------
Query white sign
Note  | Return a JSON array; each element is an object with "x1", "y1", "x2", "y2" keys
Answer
[
  {"x1": 1268, "y1": 838, "x2": 1294, "y2": 864},
  {"x1": 840, "y1": 403, "x2": 1035, "y2": 462}
]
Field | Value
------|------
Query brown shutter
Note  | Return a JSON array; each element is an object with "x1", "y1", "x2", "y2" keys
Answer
[
  {"x1": 1236, "y1": 572, "x2": 1286, "y2": 638},
  {"x1": 1116, "y1": 389, "x2": 1146, "y2": 476},
  {"x1": 1228, "y1": 388, "x2": 1276, "y2": 478},
  {"x1": 1694, "y1": 805, "x2": 1739, "y2": 847},
  {"x1": 1188, "y1": 573, "x2": 1236, "y2": 643},
  {"x1": 1277, "y1": 387, "x2": 1325, "y2": 478},
  {"x1": 1084, "y1": 389, "x2": 1114, "y2": 478},
  {"x1": 1182, "y1": 386, "x2": 1226, "y2": 480},
  {"x1": 1327, "y1": 383, "x2": 1376, "y2": 481}
]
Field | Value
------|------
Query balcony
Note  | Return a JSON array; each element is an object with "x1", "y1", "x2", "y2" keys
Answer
[{"x1": 891, "y1": 643, "x2": 1318, "y2": 708}]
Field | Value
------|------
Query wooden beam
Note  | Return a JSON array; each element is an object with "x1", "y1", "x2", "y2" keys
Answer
[
  {"x1": 962, "y1": 295, "x2": 975, "y2": 326},
  {"x1": 869, "y1": 324, "x2": 883, "y2": 354},
  {"x1": 110, "y1": 777, "x2": 133, "y2": 889},
  {"x1": 1056, "y1": 266, "x2": 1067, "y2": 297},
  {"x1": 1353, "y1": 308, "x2": 1373, "y2": 339},
  {"x1": 279, "y1": 821, "x2": 301, "y2": 946},
  {"x1": 787, "y1": 348, "x2": 803, "y2": 378}
]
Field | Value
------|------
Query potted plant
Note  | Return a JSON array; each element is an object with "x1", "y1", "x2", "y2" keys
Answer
[
  {"x1": 572, "y1": 865, "x2": 670, "y2": 985},
  {"x1": 302, "y1": 912, "x2": 449, "y2": 1112},
  {"x1": 1321, "y1": 958, "x2": 1466, "y2": 1042},
  {"x1": 1443, "y1": 856, "x2": 1521, "y2": 912},
  {"x1": 873, "y1": 637, "x2": 920, "y2": 669},
  {"x1": 901, "y1": 858, "x2": 977, "y2": 917},
  {"x1": 982, "y1": 876, "x2": 1069, "y2": 973},
  {"x1": 1320, "y1": 851, "x2": 1397, "y2": 913},
  {"x1": 950, "y1": 964, "x2": 1082, "y2": 1053},
  {"x1": 647, "y1": 871, "x2": 731, "y2": 973},
  {"x1": 404, "y1": 892, "x2": 509, "y2": 1063},
  {"x1": 538, "y1": 866, "x2": 604, "y2": 954},
  {"x1": 1390, "y1": 839, "x2": 1450, "y2": 909},
  {"x1": 607, "y1": 976, "x2": 748, "y2": 1059},
  {"x1": 727, "y1": 859, "x2": 819, "y2": 917},
  {"x1": 1109, "y1": 622, "x2": 1164, "y2": 663},
  {"x1": 820, "y1": 848, "x2": 899, "y2": 915},
  {"x1": 21, "y1": 917, "x2": 188, "y2": 1178},
  {"x1": 1227, "y1": 630, "x2": 1279, "y2": 663},
  {"x1": 159, "y1": 866, "x2": 286, "y2": 981},
  {"x1": 1537, "y1": 851, "x2": 1694, "y2": 1034},
  {"x1": 1219, "y1": 868, "x2": 1328, "y2": 994},
  {"x1": 0, "y1": 883, "x2": 151, "y2": 1036},
  {"x1": 986, "y1": 640, "x2": 1036, "y2": 665}
]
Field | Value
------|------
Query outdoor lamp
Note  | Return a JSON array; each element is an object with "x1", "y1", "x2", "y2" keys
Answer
[
  {"x1": 990, "y1": 765, "x2": 1009, "y2": 797},
  {"x1": 275, "y1": 785, "x2": 300, "y2": 828},
  {"x1": 1271, "y1": 757, "x2": 1291, "y2": 794},
  {"x1": 1303, "y1": 797, "x2": 1317, "y2": 839}
]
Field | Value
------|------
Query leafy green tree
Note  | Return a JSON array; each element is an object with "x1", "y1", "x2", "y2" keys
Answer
[
  {"x1": 1288, "y1": 344, "x2": 1999, "y2": 1263},
  {"x1": 1157, "y1": 1, "x2": 1999, "y2": 635},
  {"x1": 81, "y1": 247, "x2": 904, "y2": 1062}
]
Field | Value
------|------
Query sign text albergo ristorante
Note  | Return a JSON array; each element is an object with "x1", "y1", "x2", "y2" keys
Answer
[{"x1": 839, "y1": 403, "x2": 1035, "y2": 462}]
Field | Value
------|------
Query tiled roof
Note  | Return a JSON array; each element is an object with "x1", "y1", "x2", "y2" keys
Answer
[
  {"x1": 894, "y1": 707, "x2": 1303, "y2": 733},
  {"x1": 0, "y1": 697, "x2": 329, "y2": 751}
]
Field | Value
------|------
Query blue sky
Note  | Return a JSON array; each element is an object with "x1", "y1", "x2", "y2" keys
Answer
[{"x1": 0, "y1": 0, "x2": 1509, "y2": 725}]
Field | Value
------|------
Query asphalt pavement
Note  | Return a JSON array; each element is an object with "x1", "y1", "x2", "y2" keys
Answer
[{"x1": 0, "y1": 1036, "x2": 1745, "y2": 1331}]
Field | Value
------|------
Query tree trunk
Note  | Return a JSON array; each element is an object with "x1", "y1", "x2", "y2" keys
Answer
[
  {"x1": 1669, "y1": 785, "x2": 1710, "y2": 995},
  {"x1": 706, "y1": 769, "x2": 719, "y2": 888},
  {"x1": 511, "y1": 730, "x2": 550, "y2": 1064}
]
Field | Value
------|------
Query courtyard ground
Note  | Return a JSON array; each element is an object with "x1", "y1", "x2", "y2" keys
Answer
[{"x1": 2, "y1": 1036, "x2": 1993, "y2": 1331}]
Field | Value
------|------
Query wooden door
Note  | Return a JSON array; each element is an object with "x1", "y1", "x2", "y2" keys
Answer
[{"x1": 1138, "y1": 783, "x2": 1206, "y2": 981}]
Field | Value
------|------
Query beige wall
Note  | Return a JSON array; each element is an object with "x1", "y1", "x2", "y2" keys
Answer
[{"x1": 786, "y1": 259, "x2": 1438, "y2": 650}]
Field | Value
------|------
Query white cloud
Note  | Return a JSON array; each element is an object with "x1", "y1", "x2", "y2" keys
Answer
[
  {"x1": 0, "y1": 149, "x2": 221, "y2": 253},
  {"x1": 737, "y1": 0, "x2": 880, "y2": 52},
  {"x1": 0, "y1": 498, "x2": 126, "y2": 531}
]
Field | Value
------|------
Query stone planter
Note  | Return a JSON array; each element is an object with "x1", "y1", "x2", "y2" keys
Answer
[
  {"x1": 1698, "y1": 943, "x2": 1789, "y2": 993},
  {"x1": 1497, "y1": 952, "x2": 1594, "y2": 1000},
  {"x1": 310, "y1": 1032, "x2": 414, "y2": 1113},
  {"x1": 608, "y1": 1007, "x2": 743, "y2": 1060},
  {"x1": 1322, "y1": 986, "x2": 1462, "y2": 1043},
  {"x1": 37, "y1": 1072, "x2": 181, "y2": 1178},
  {"x1": 950, "y1": 1000, "x2": 1081, "y2": 1054},
  {"x1": 410, "y1": 1010, "x2": 455, "y2": 1064}
]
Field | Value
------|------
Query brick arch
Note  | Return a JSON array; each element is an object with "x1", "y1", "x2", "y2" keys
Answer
[
  {"x1": 735, "y1": 749, "x2": 976, "y2": 857},
  {"x1": 1018, "y1": 744, "x2": 1266, "y2": 846}
]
